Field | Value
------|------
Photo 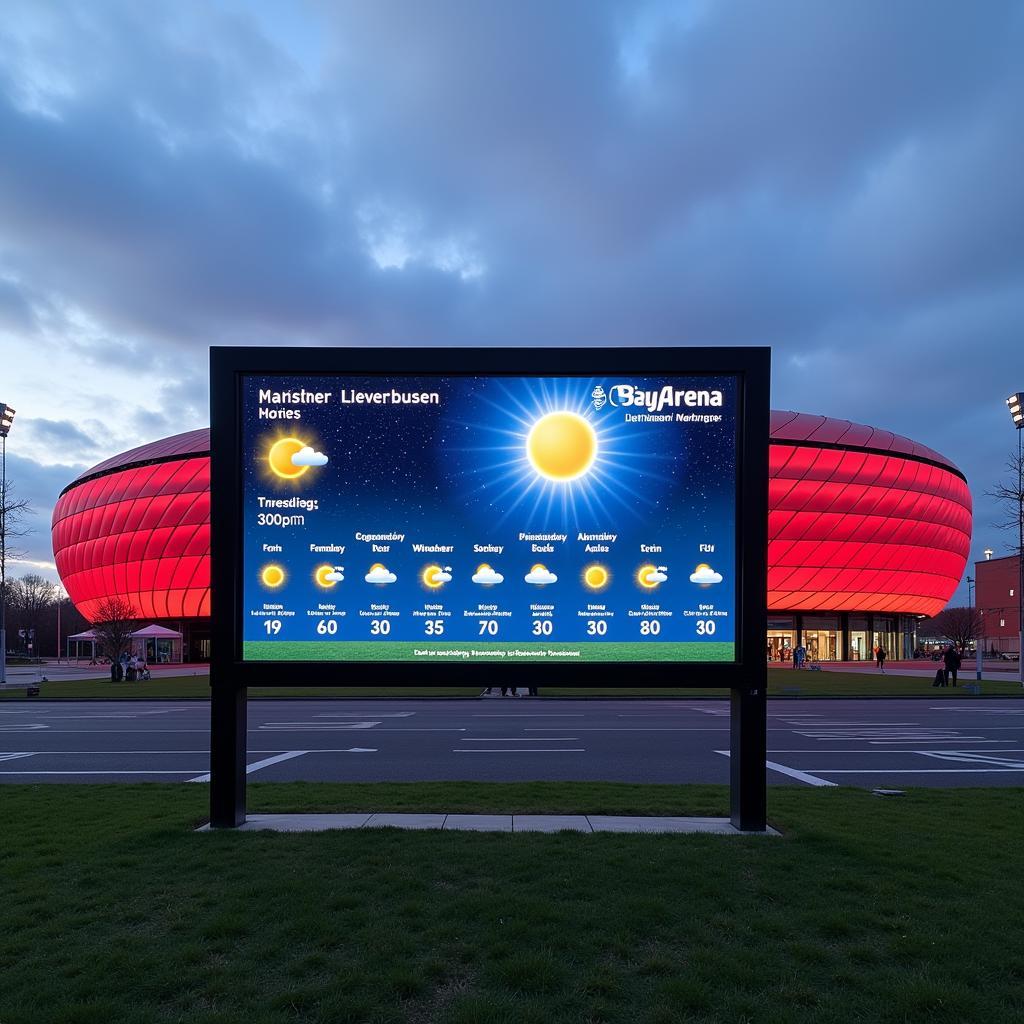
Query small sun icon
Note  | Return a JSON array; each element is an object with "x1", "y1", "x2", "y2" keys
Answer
[
  {"x1": 261, "y1": 564, "x2": 285, "y2": 588},
  {"x1": 582, "y1": 563, "x2": 611, "y2": 592},
  {"x1": 266, "y1": 437, "x2": 309, "y2": 480}
]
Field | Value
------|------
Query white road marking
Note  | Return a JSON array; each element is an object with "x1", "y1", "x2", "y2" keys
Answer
[
  {"x1": 472, "y1": 714, "x2": 585, "y2": 717},
  {"x1": 915, "y1": 751, "x2": 1024, "y2": 768},
  {"x1": 0, "y1": 770, "x2": 206, "y2": 775},
  {"x1": 459, "y1": 737, "x2": 578, "y2": 741},
  {"x1": 805, "y1": 768, "x2": 1024, "y2": 774},
  {"x1": 454, "y1": 749, "x2": 585, "y2": 753},
  {"x1": 258, "y1": 721, "x2": 381, "y2": 730},
  {"x1": 714, "y1": 750, "x2": 837, "y2": 787},
  {"x1": 187, "y1": 749, "x2": 309, "y2": 783},
  {"x1": 0, "y1": 752, "x2": 35, "y2": 762},
  {"x1": 314, "y1": 712, "x2": 414, "y2": 718},
  {"x1": 0, "y1": 724, "x2": 48, "y2": 731}
]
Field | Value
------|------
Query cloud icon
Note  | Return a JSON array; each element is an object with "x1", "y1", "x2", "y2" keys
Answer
[
  {"x1": 432, "y1": 570, "x2": 453, "y2": 584},
  {"x1": 472, "y1": 564, "x2": 505, "y2": 586},
  {"x1": 646, "y1": 570, "x2": 669, "y2": 584},
  {"x1": 291, "y1": 446, "x2": 328, "y2": 467},
  {"x1": 524, "y1": 565, "x2": 558, "y2": 586},
  {"x1": 689, "y1": 564, "x2": 723, "y2": 585},
  {"x1": 365, "y1": 565, "x2": 397, "y2": 584},
  {"x1": 325, "y1": 569, "x2": 345, "y2": 582}
]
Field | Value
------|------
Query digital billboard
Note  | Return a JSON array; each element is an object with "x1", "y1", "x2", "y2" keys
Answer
[{"x1": 238, "y1": 373, "x2": 738, "y2": 664}]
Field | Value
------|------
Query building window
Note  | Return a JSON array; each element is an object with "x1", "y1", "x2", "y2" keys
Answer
[
  {"x1": 767, "y1": 616, "x2": 795, "y2": 662},
  {"x1": 803, "y1": 615, "x2": 840, "y2": 661},
  {"x1": 1011, "y1": 589, "x2": 1016, "y2": 597},
  {"x1": 1001, "y1": 619, "x2": 1006, "y2": 627}
]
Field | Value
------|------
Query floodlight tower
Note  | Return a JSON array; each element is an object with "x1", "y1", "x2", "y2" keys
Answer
[
  {"x1": 1006, "y1": 393, "x2": 1024, "y2": 685},
  {"x1": 0, "y1": 403, "x2": 16, "y2": 686}
]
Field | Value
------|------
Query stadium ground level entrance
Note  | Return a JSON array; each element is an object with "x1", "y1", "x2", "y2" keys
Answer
[{"x1": 766, "y1": 613, "x2": 919, "y2": 663}]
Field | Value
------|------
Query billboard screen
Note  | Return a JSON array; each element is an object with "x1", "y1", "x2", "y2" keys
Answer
[{"x1": 238, "y1": 372, "x2": 739, "y2": 664}]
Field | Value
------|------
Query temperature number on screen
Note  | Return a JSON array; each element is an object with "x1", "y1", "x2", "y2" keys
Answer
[
  {"x1": 532, "y1": 620, "x2": 553, "y2": 637},
  {"x1": 478, "y1": 620, "x2": 499, "y2": 636},
  {"x1": 695, "y1": 619, "x2": 717, "y2": 636},
  {"x1": 424, "y1": 620, "x2": 445, "y2": 635},
  {"x1": 315, "y1": 619, "x2": 338, "y2": 636},
  {"x1": 639, "y1": 620, "x2": 661, "y2": 636},
  {"x1": 586, "y1": 620, "x2": 608, "y2": 636},
  {"x1": 263, "y1": 619, "x2": 282, "y2": 635},
  {"x1": 370, "y1": 620, "x2": 391, "y2": 636}
]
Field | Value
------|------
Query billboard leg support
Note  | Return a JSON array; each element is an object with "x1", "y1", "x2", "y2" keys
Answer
[
  {"x1": 210, "y1": 684, "x2": 247, "y2": 828},
  {"x1": 730, "y1": 686, "x2": 766, "y2": 832}
]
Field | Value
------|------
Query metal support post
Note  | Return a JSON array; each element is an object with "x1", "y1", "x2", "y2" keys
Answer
[
  {"x1": 210, "y1": 683, "x2": 247, "y2": 827},
  {"x1": 730, "y1": 685, "x2": 767, "y2": 831}
]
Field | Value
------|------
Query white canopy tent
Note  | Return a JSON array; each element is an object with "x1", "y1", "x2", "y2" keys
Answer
[
  {"x1": 130, "y1": 624, "x2": 183, "y2": 664},
  {"x1": 67, "y1": 628, "x2": 100, "y2": 663}
]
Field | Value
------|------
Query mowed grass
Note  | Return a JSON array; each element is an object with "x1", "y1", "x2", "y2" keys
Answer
[
  {"x1": 5, "y1": 667, "x2": 1023, "y2": 699},
  {"x1": 1, "y1": 783, "x2": 1023, "y2": 1024}
]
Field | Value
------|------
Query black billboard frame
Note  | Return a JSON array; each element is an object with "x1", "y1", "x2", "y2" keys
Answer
[{"x1": 209, "y1": 346, "x2": 770, "y2": 830}]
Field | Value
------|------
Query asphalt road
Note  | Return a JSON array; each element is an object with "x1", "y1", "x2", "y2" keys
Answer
[{"x1": 1, "y1": 697, "x2": 1023, "y2": 787}]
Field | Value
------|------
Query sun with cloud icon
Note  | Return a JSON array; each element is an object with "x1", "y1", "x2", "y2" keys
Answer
[
  {"x1": 637, "y1": 564, "x2": 669, "y2": 589},
  {"x1": 472, "y1": 564, "x2": 504, "y2": 586},
  {"x1": 264, "y1": 434, "x2": 328, "y2": 482},
  {"x1": 421, "y1": 565, "x2": 453, "y2": 589},
  {"x1": 365, "y1": 563, "x2": 397, "y2": 584},
  {"x1": 524, "y1": 564, "x2": 558, "y2": 585},
  {"x1": 314, "y1": 565, "x2": 344, "y2": 588},
  {"x1": 689, "y1": 564, "x2": 723, "y2": 585}
]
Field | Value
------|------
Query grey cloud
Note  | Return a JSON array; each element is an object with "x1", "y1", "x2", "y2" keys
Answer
[{"x1": 1, "y1": 0, "x2": 1022, "y2": 603}]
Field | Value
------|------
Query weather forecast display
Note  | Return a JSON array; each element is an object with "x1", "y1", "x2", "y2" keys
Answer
[{"x1": 239, "y1": 374, "x2": 738, "y2": 663}]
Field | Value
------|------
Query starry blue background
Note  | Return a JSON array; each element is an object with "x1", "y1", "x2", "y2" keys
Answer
[{"x1": 241, "y1": 374, "x2": 737, "y2": 647}]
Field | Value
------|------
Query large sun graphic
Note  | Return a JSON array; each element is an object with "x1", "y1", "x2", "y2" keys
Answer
[
  {"x1": 266, "y1": 436, "x2": 309, "y2": 480},
  {"x1": 455, "y1": 378, "x2": 670, "y2": 530},
  {"x1": 526, "y1": 411, "x2": 597, "y2": 482}
]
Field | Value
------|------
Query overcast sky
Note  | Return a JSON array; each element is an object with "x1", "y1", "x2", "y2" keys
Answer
[{"x1": 1, "y1": 0, "x2": 1022, "y2": 602}]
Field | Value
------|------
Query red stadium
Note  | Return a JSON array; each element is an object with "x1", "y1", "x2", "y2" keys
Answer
[{"x1": 51, "y1": 413, "x2": 971, "y2": 664}]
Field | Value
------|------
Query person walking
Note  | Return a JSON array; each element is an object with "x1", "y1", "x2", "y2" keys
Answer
[
  {"x1": 875, "y1": 645, "x2": 886, "y2": 672},
  {"x1": 943, "y1": 644, "x2": 961, "y2": 687},
  {"x1": 795, "y1": 644, "x2": 807, "y2": 670}
]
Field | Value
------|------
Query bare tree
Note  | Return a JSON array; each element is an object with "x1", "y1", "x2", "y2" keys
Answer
[
  {"x1": 986, "y1": 447, "x2": 1024, "y2": 557},
  {"x1": 923, "y1": 606, "x2": 982, "y2": 651},
  {"x1": 91, "y1": 596, "x2": 138, "y2": 665},
  {"x1": 7, "y1": 573, "x2": 59, "y2": 652},
  {"x1": 1, "y1": 485, "x2": 34, "y2": 610}
]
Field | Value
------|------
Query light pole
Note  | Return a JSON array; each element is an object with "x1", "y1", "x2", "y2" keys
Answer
[
  {"x1": 0, "y1": 402, "x2": 16, "y2": 686},
  {"x1": 966, "y1": 575, "x2": 982, "y2": 681},
  {"x1": 1005, "y1": 393, "x2": 1024, "y2": 685}
]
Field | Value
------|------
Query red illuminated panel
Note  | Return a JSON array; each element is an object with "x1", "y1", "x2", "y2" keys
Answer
[
  {"x1": 52, "y1": 456, "x2": 210, "y2": 622},
  {"x1": 767, "y1": 444, "x2": 971, "y2": 616},
  {"x1": 52, "y1": 416, "x2": 973, "y2": 625}
]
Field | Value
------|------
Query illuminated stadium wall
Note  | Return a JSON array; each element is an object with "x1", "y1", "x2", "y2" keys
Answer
[{"x1": 51, "y1": 414, "x2": 972, "y2": 664}]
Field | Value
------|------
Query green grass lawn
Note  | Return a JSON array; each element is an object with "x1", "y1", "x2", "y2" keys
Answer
[
  {"x1": 4, "y1": 667, "x2": 1022, "y2": 699},
  {"x1": 1, "y1": 783, "x2": 1022, "y2": 1023}
]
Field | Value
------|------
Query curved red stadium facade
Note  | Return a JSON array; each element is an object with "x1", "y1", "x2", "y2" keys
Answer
[{"x1": 52, "y1": 413, "x2": 971, "y2": 662}]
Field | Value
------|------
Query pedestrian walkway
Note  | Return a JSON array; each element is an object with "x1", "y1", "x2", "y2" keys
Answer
[{"x1": 199, "y1": 813, "x2": 779, "y2": 835}]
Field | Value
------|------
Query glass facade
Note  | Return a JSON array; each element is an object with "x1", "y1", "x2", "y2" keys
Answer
[{"x1": 767, "y1": 613, "x2": 918, "y2": 662}]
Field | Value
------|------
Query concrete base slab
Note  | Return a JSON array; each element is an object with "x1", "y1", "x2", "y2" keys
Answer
[
  {"x1": 515, "y1": 815, "x2": 592, "y2": 832},
  {"x1": 365, "y1": 813, "x2": 447, "y2": 830},
  {"x1": 198, "y1": 813, "x2": 373, "y2": 832},
  {"x1": 198, "y1": 813, "x2": 779, "y2": 835},
  {"x1": 444, "y1": 814, "x2": 512, "y2": 831}
]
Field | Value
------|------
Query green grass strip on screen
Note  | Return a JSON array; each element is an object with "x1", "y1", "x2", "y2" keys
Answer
[{"x1": 242, "y1": 640, "x2": 735, "y2": 662}]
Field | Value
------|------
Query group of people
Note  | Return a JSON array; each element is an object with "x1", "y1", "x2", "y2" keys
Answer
[
  {"x1": 109, "y1": 651, "x2": 150, "y2": 682},
  {"x1": 934, "y1": 644, "x2": 963, "y2": 687},
  {"x1": 483, "y1": 686, "x2": 538, "y2": 697}
]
